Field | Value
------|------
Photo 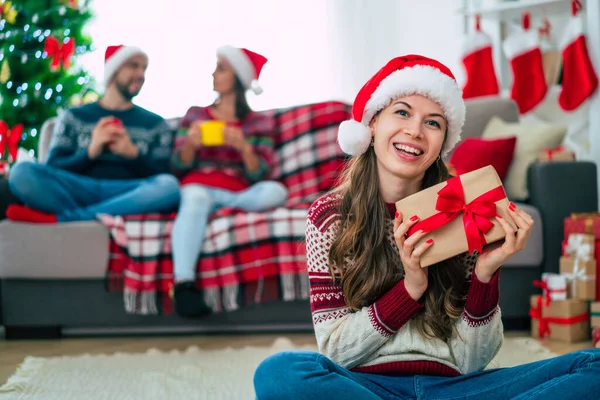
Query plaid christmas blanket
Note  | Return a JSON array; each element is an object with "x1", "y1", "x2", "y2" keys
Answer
[{"x1": 101, "y1": 101, "x2": 352, "y2": 315}]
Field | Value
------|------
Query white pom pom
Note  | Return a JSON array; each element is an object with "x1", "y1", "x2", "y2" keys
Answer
[
  {"x1": 337, "y1": 120, "x2": 372, "y2": 156},
  {"x1": 250, "y1": 80, "x2": 263, "y2": 95}
]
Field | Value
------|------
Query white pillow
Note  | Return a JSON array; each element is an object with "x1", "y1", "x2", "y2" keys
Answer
[{"x1": 482, "y1": 116, "x2": 567, "y2": 200}]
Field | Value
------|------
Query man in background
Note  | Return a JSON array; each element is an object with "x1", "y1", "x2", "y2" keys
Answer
[{"x1": 7, "y1": 45, "x2": 180, "y2": 223}]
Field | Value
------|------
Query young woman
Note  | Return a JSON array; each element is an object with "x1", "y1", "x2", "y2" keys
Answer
[
  {"x1": 253, "y1": 55, "x2": 600, "y2": 399},
  {"x1": 171, "y1": 46, "x2": 288, "y2": 317}
]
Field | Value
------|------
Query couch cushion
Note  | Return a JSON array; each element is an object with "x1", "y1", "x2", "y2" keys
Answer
[
  {"x1": 502, "y1": 203, "x2": 543, "y2": 268},
  {"x1": 449, "y1": 136, "x2": 517, "y2": 180},
  {"x1": 0, "y1": 221, "x2": 109, "y2": 278},
  {"x1": 482, "y1": 116, "x2": 567, "y2": 201},
  {"x1": 460, "y1": 97, "x2": 519, "y2": 142}
]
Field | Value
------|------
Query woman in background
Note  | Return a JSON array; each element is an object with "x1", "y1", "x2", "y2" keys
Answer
[{"x1": 170, "y1": 46, "x2": 288, "y2": 318}]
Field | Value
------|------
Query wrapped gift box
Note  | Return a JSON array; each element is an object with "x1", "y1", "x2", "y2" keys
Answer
[
  {"x1": 564, "y1": 213, "x2": 600, "y2": 240},
  {"x1": 562, "y1": 233, "x2": 600, "y2": 302},
  {"x1": 537, "y1": 273, "x2": 568, "y2": 301},
  {"x1": 395, "y1": 165, "x2": 515, "y2": 267},
  {"x1": 530, "y1": 295, "x2": 589, "y2": 343},
  {"x1": 592, "y1": 302, "x2": 600, "y2": 328},
  {"x1": 559, "y1": 256, "x2": 596, "y2": 301},
  {"x1": 538, "y1": 146, "x2": 575, "y2": 162}
]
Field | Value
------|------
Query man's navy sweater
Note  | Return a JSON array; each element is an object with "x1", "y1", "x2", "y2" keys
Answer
[{"x1": 47, "y1": 102, "x2": 174, "y2": 180}]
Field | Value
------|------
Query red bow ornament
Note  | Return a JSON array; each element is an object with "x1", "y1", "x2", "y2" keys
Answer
[
  {"x1": 408, "y1": 176, "x2": 506, "y2": 254},
  {"x1": 44, "y1": 36, "x2": 75, "y2": 71},
  {"x1": 0, "y1": 121, "x2": 23, "y2": 162}
]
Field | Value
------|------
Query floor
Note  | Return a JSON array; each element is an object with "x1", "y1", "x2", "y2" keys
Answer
[{"x1": 0, "y1": 331, "x2": 593, "y2": 386}]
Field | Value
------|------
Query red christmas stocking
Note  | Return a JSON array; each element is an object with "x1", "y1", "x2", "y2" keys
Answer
[
  {"x1": 461, "y1": 15, "x2": 500, "y2": 99},
  {"x1": 503, "y1": 13, "x2": 548, "y2": 114},
  {"x1": 558, "y1": 0, "x2": 599, "y2": 111}
]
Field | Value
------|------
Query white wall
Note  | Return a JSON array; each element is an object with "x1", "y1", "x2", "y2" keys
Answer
[{"x1": 81, "y1": 0, "x2": 466, "y2": 118}]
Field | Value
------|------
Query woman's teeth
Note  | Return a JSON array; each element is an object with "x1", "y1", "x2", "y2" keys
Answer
[{"x1": 393, "y1": 144, "x2": 423, "y2": 156}]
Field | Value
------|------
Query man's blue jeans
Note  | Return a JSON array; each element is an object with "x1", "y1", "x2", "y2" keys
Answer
[{"x1": 8, "y1": 162, "x2": 180, "y2": 222}]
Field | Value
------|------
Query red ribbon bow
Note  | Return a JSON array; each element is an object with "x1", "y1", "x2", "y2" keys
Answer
[
  {"x1": 0, "y1": 121, "x2": 23, "y2": 162},
  {"x1": 44, "y1": 36, "x2": 75, "y2": 71},
  {"x1": 407, "y1": 176, "x2": 506, "y2": 254}
]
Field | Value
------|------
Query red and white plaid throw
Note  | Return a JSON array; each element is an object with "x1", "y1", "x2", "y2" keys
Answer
[{"x1": 100, "y1": 101, "x2": 352, "y2": 315}]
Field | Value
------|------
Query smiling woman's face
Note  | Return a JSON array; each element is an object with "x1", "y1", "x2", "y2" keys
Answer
[{"x1": 370, "y1": 94, "x2": 447, "y2": 184}]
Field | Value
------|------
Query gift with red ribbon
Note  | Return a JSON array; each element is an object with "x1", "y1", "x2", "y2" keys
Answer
[
  {"x1": 0, "y1": 120, "x2": 23, "y2": 162},
  {"x1": 44, "y1": 36, "x2": 75, "y2": 72},
  {"x1": 535, "y1": 274, "x2": 567, "y2": 301},
  {"x1": 395, "y1": 165, "x2": 516, "y2": 267},
  {"x1": 529, "y1": 294, "x2": 589, "y2": 342},
  {"x1": 538, "y1": 145, "x2": 575, "y2": 162}
]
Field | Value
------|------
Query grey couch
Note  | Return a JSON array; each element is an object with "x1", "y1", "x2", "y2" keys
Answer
[{"x1": 0, "y1": 97, "x2": 597, "y2": 339}]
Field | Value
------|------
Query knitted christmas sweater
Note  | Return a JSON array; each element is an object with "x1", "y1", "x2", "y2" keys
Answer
[{"x1": 306, "y1": 193, "x2": 504, "y2": 377}]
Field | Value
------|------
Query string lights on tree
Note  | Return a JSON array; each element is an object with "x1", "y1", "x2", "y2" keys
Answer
[{"x1": 0, "y1": 0, "x2": 97, "y2": 163}]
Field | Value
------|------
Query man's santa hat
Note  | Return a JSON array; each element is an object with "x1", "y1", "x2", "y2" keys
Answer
[
  {"x1": 216, "y1": 45, "x2": 267, "y2": 95},
  {"x1": 338, "y1": 54, "x2": 466, "y2": 157},
  {"x1": 103, "y1": 45, "x2": 148, "y2": 86}
]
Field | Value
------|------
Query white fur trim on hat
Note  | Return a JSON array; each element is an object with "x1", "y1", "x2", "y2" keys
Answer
[
  {"x1": 360, "y1": 65, "x2": 466, "y2": 156},
  {"x1": 217, "y1": 45, "x2": 256, "y2": 92},
  {"x1": 103, "y1": 46, "x2": 147, "y2": 87}
]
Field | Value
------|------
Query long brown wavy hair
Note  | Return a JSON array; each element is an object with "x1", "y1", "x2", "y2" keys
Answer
[{"x1": 329, "y1": 144, "x2": 468, "y2": 342}]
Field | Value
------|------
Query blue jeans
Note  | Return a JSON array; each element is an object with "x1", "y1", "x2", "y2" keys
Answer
[
  {"x1": 171, "y1": 182, "x2": 288, "y2": 282},
  {"x1": 8, "y1": 162, "x2": 180, "y2": 222},
  {"x1": 254, "y1": 349, "x2": 600, "y2": 400}
]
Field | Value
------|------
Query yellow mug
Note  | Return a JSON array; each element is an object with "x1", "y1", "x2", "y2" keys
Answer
[{"x1": 199, "y1": 120, "x2": 225, "y2": 146}]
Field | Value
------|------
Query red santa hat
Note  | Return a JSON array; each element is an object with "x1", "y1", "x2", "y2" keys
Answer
[
  {"x1": 103, "y1": 45, "x2": 148, "y2": 86},
  {"x1": 216, "y1": 45, "x2": 268, "y2": 95},
  {"x1": 338, "y1": 54, "x2": 466, "y2": 157}
]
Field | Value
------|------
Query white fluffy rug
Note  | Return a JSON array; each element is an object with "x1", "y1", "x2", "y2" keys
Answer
[{"x1": 0, "y1": 337, "x2": 558, "y2": 400}]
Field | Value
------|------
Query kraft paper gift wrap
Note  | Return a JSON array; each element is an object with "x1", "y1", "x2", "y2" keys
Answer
[
  {"x1": 530, "y1": 295, "x2": 589, "y2": 343},
  {"x1": 395, "y1": 165, "x2": 516, "y2": 268}
]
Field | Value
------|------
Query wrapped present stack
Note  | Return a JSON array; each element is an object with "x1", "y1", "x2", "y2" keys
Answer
[
  {"x1": 563, "y1": 212, "x2": 600, "y2": 300},
  {"x1": 530, "y1": 277, "x2": 589, "y2": 343},
  {"x1": 559, "y1": 233, "x2": 596, "y2": 301}
]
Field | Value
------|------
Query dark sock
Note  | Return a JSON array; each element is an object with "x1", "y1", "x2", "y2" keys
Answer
[
  {"x1": 174, "y1": 281, "x2": 212, "y2": 318},
  {"x1": 7, "y1": 205, "x2": 58, "y2": 224}
]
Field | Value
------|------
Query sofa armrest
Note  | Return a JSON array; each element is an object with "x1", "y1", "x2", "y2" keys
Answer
[{"x1": 527, "y1": 161, "x2": 598, "y2": 274}]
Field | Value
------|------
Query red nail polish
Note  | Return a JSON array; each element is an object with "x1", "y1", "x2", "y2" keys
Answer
[
  {"x1": 395, "y1": 211, "x2": 399, "y2": 219},
  {"x1": 496, "y1": 214, "x2": 503, "y2": 219},
  {"x1": 410, "y1": 215, "x2": 419, "y2": 221},
  {"x1": 509, "y1": 202, "x2": 516, "y2": 210},
  {"x1": 426, "y1": 239, "x2": 434, "y2": 244}
]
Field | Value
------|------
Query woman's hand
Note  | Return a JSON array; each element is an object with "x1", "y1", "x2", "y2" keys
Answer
[
  {"x1": 223, "y1": 126, "x2": 250, "y2": 153},
  {"x1": 394, "y1": 212, "x2": 433, "y2": 301},
  {"x1": 186, "y1": 121, "x2": 203, "y2": 149},
  {"x1": 474, "y1": 202, "x2": 534, "y2": 282}
]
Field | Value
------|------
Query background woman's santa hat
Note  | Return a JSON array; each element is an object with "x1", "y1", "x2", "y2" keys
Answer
[
  {"x1": 103, "y1": 45, "x2": 148, "y2": 86},
  {"x1": 338, "y1": 54, "x2": 466, "y2": 157},
  {"x1": 216, "y1": 45, "x2": 267, "y2": 95}
]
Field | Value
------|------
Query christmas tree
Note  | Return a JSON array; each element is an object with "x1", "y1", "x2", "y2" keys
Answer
[{"x1": 0, "y1": 0, "x2": 97, "y2": 165}]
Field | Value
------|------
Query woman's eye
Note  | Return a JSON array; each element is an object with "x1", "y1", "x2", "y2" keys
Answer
[
  {"x1": 395, "y1": 109, "x2": 409, "y2": 117},
  {"x1": 427, "y1": 120, "x2": 441, "y2": 129}
]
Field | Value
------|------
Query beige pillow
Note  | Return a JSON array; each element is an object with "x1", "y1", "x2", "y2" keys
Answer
[{"x1": 482, "y1": 116, "x2": 567, "y2": 200}]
